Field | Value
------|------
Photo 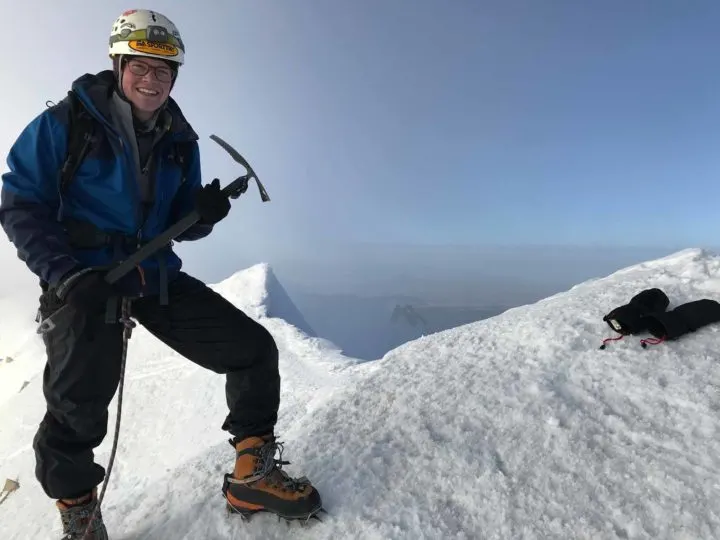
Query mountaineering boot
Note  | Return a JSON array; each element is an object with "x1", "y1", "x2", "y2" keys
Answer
[
  {"x1": 222, "y1": 434, "x2": 323, "y2": 521},
  {"x1": 56, "y1": 489, "x2": 109, "y2": 540}
]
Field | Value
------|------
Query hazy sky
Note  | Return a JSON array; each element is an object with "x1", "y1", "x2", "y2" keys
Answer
[{"x1": 0, "y1": 1, "x2": 718, "y2": 298}]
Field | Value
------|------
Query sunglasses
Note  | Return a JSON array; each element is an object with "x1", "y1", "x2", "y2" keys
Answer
[{"x1": 126, "y1": 59, "x2": 176, "y2": 83}]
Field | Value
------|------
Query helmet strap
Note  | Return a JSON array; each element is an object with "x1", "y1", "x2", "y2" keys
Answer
[{"x1": 112, "y1": 55, "x2": 129, "y2": 100}]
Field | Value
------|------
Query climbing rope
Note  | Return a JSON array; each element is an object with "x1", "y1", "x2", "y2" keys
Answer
[{"x1": 81, "y1": 296, "x2": 135, "y2": 540}]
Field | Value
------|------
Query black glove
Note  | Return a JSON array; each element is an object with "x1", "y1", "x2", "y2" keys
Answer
[
  {"x1": 56, "y1": 268, "x2": 118, "y2": 314},
  {"x1": 195, "y1": 178, "x2": 230, "y2": 225},
  {"x1": 643, "y1": 299, "x2": 720, "y2": 340},
  {"x1": 602, "y1": 288, "x2": 669, "y2": 335}
]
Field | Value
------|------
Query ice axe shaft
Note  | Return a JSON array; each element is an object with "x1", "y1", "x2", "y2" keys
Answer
[
  {"x1": 108, "y1": 135, "x2": 268, "y2": 281},
  {"x1": 36, "y1": 135, "x2": 267, "y2": 334}
]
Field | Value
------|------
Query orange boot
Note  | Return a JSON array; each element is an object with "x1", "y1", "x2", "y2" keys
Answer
[{"x1": 222, "y1": 434, "x2": 323, "y2": 522}]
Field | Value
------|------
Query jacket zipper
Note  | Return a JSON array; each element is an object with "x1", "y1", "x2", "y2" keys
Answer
[{"x1": 115, "y1": 136, "x2": 143, "y2": 233}]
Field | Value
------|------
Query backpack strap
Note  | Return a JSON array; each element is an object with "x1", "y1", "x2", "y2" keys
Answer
[
  {"x1": 58, "y1": 90, "x2": 97, "y2": 197},
  {"x1": 171, "y1": 140, "x2": 192, "y2": 185}
]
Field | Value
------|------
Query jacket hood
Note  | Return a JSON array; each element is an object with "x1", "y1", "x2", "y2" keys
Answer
[{"x1": 70, "y1": 70, "x2": 198, "y2": 142}]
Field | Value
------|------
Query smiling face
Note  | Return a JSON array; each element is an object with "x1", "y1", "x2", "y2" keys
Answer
[{"x1": 120, "y1": 56, "x2": 176, "y2": 120}]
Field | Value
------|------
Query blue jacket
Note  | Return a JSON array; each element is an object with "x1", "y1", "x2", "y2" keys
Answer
[{"x1": 0, "y1": 70, "x2": 212, "y2": 297}]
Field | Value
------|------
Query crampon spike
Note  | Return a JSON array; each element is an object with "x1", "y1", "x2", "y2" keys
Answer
[
  {"x1": 313, "y1": 509, "x2": 326, "y2": 522},
  {"x1": 226, "y1": 503, "x2": 326, "y2": 525}
]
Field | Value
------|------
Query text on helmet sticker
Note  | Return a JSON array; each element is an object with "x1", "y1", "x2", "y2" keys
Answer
[{"x1": 129, "y1": 39, "x2": 179, "y2": 57}]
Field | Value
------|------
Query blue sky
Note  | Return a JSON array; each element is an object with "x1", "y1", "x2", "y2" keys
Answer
[{"x1": 0, "y1": 1, "x2": 719, "y2": 292}]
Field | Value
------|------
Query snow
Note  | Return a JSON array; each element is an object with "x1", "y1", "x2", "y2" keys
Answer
[
  {"x1": 213, "y1": 262, "x2": 316, "y2": 338},
  {"x1": 0, "y1": 295, "x2": 46, "y2": 409},
  {"x1": 2, "y1": 251, "x2": 720, "y2": 539}
]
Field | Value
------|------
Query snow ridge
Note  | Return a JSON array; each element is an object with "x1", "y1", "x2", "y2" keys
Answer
[
  {"x1": 1, "y1": 250, "x2": 719, "y2": 539},
  {"x1": 213, "y1": 262, "x2": 317, "y2": 337}
]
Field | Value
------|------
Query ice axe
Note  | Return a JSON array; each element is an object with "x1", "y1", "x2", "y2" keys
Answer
[
  {"x1": 36, "y1": 134, "x2": 268, "y2": 334},
  {"x1": 0, "y1": 478, "x2": 19, "y2": 507}
]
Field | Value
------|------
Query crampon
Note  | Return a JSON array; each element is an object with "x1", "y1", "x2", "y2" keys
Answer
[
  {"x1": 223, "y1": 493, "x2": 328, "y2": 525},
  {"x1": 221, "y1": 435, "x2": 326, "y2": 526}
]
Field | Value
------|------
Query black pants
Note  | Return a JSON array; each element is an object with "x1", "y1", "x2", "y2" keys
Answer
[{"x1": 33, "y1": 272, "x2": 280, "y2": 499}]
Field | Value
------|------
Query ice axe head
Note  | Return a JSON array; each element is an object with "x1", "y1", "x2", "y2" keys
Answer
[
  {"x1": 2, "y1": 478, "x2": 19, "y2": 493},
  {"x1": 209, "y1": 134, "x2": 270, "y2": 202}
]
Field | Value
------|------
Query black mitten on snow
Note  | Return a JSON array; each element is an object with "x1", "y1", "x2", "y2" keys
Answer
[
  {"x1": 602, "y1": 288, "x2": 669, "y2": 335},
  {"x1": 195, "y1": 178, "x2": 231, "y2": 225},
  {"x1": 643, "y1": 299, "x2": 720, "y2": 340}
]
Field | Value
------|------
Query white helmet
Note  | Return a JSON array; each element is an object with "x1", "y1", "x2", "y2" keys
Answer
[{"x1": 108, "y1": 9, "x2": 185, "y2": 65}]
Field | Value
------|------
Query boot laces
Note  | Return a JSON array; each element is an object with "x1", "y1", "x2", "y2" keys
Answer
[{"x1": 253, "y1": 440, "x2": 309, "y2": 492}]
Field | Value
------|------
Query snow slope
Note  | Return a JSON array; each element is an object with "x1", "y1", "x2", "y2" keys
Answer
[
  {"x1": 0, "y1": 294, "x2": 47, "y2": 409},
  {"x1": 2, "y1": 251, "x2": 720, "y2": 539}
]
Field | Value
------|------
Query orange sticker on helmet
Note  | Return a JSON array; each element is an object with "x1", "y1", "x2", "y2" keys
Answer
[{"x1": 128, "y1": 39, "x2": 178, "y2": 57}]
